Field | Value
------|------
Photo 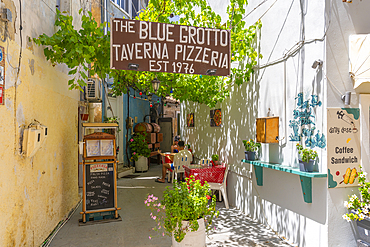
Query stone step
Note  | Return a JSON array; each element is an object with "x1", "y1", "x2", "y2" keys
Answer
[
  {"x1": 358, "y1": 240, "x2": 370, "y2": 247},
  {"x1": 117, "y1": 166, "x2": 134, "y2": 178}
]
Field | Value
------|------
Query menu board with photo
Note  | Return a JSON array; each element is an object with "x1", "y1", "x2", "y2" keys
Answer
[
  {"x1": 101, "y1": 140, "x2": 114, "y2": 156},
  {"x1": 86, "y1": 139, "x2": 114, "y2": 157},
  {"x1": 86, "y1": 140, "x2": 100, "y2": 157}
]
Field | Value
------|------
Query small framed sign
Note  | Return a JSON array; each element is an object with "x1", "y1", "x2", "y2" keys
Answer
[
  {"x1": 210, "y1": 109, "x2": 222, "y2": 127},
  {"x1": 187, "y1": 113, "x2": 194, "y2": 127}
]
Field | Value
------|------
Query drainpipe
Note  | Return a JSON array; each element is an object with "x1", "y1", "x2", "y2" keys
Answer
[
  {"x1": 102, "y1": 80, "x2": 105, "y2": 120},
  {"x1": 126, "y1": 87, "x2": 130, "y2": 167}
]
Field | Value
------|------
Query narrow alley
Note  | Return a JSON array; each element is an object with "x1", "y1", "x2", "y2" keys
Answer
[{"x1": 48, "y1": 163, "x2": 293, "y2": 247}]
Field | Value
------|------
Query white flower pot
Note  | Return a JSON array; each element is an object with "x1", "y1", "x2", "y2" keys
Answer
[
  {"x1": 171, "y1": 218, "x2": 205, "y2": 247},
  {"x1": 135, "y1": 156, "x2": 148, "y2": 172}
]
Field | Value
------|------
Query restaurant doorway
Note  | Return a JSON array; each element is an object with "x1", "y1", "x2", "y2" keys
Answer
[{"x1": 159, "y1": 117, "x2": 172, "y2": 152}]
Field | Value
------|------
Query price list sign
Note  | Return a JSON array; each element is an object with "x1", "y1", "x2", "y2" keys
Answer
[
  {"x1": 327, "y1": 108, "x2": 360, "y2": 188},
  {"x1": 85, "y1": 163, "x2": 115, "y2": 211}
]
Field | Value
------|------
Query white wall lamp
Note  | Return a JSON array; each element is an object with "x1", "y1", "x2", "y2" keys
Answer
[
  {"x1": 341, "y1": 91, "x2": 351, "y2": 106},
  {"x1": 312, "y1": 59, "x2": 323, "y2": 69}
]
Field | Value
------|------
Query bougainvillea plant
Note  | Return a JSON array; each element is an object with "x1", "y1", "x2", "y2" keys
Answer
[
  {"x1": 128, "y1": 132, "x2": 151, "y2": 161},
  {"x1": 145, "y1": 175, "x2": 218, "y2": 242},
  {"x1": 343, "y1": 166, "x2": 370, "y2": 222}
]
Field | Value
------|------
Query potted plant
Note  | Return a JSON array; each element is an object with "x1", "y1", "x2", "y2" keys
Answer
[
  {"x1": 104, "y1": 116, "x2": 121, "y2": 135},
  {"x1": 342, "y1": 166, "x2": 369, "y2": 244},
  {"x1": 145, "y1": 176, "x2": 219, "y2": 246},
  {"x1": 129, "y1": 132, "x2": 151, "y2": 172},
  {"x1": 211, "y1": 154, "x2": 219, "y2": 166},
  {"x1": 296, "y1": 143, "x2": 318, "y2": 172},
  {"x1": 242, "y1": 139, "x2": 261, "y2": 161}
]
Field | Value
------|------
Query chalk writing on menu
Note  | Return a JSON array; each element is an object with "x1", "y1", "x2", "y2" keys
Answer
[{"x1": 85, "y1": 163, "x2": 115, "y2": 210}]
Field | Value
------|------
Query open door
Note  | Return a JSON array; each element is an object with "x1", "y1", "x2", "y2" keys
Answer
[{"x1": 158, "y1": 118, "x2": 173, "y2": 152}]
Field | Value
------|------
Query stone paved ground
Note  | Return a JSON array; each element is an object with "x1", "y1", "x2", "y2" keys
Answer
[{"x1": 49, "y1": 163, "x2": 294, "y2": 247}]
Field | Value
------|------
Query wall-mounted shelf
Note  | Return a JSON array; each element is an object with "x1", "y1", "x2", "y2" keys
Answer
[{"x1": 242, "y1": 160, "x2": 327, "y2": 203}]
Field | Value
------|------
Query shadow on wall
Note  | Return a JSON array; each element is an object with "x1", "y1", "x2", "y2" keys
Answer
[
  {"x1": 181, "y1": 68, "x2": 260, "y2": 164},
  {"x1": 229, "y1": 171, "x2": 309, "y2": 246}
]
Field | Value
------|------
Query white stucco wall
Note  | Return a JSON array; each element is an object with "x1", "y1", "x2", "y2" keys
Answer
[{"x1": 180, "y1": 0, "x2": 336, "y2": 246}]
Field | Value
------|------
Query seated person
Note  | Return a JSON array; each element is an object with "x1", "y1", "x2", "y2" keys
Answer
[
  {"x1": 156, "y1": 141, "x2": 185, "y2": 183},
  {"x1": 171, "y1": 136, "x2": 180, "y2": 153}
]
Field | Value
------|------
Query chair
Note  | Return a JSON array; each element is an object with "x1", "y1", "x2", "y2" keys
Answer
[
  {"x1": 171, "y1": 150, "x2": 192, "y2": 183},
  {"x1": 162, "y1": 154, "x2": 174, "y2": 182},
  {"x1": 200, "y1": 159, "x2": 210, "y2": 165},
  {"x1": 208, "y1": 164, "x2": 229, "y2": 209}
]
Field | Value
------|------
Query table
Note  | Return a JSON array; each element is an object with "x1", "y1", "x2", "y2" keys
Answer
[
  {"x1": 148, "y1": 151, "x2": 161, "y2": 168},
  {"x1": 184, "y1": 164, "x2": 226, "y2": 185},
  {"x1": 160, "y1": 152, "x2": 177, "y2": 163}
]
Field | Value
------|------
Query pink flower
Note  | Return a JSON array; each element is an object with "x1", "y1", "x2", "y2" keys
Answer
[
  {"x1": 157, "y1": 209, "x2": 160, "y2": 212},
  {"x1": 149, "y1": 236, "x2": 151, "y2": 239},
  {"x1": 162, "y1": 232, "x2": 165, "y2": 236},
  {"x1": 130, "y1": 139, "x2": 134, "y2": 142},
  {"x1": 153, "y1": 216, "x2": 156, "y2": 220},
  {"x1": 133, "y1": 152, "x2": 136, "y2": 155}
]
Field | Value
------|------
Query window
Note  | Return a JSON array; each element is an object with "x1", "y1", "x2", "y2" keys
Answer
[
  {"x1": 111, "y1": 0, "x2": 146, "y2": 18},
  {"x1": 132, "y1": 0, "x2": 139, "y2": 18}
]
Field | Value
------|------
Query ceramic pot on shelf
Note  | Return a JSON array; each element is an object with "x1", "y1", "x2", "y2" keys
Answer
[
  {"x1": 299, "y1": 159, "x2": 314, "y2": 172},
  {"x1": 245, "y1": 151, "x2": 256, "y2": 161}
]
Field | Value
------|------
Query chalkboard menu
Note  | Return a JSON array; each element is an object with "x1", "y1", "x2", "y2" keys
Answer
[{"x1": 85, "y1": 163, "x2": 115, "y2": 211}]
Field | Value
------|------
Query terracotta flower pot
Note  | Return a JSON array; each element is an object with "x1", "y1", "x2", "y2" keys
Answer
[{"x1": 80, "y1": 114, "x2": 89, "y2": 121}]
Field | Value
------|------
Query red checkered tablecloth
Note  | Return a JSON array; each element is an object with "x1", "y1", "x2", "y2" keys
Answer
[{"x1": 184, "y1": 164, "x2": 226, "y2": 185}]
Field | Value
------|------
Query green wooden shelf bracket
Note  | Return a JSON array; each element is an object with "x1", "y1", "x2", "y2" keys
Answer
[
  {"x1": 242, "y1": 160, "x2": 327, "y2": 204},
  {"x1": 253, "y1": 165, "x2": 263, "y2": 186},
  {"x1": 299, "y1": 176, "x2": 312, "y2": 203}
]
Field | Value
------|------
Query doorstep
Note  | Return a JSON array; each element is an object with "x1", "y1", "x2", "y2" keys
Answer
[{"x1": 117, "y1": 166, "x2": 134, "y2": 178}]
